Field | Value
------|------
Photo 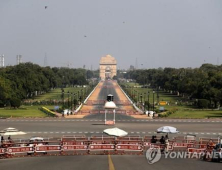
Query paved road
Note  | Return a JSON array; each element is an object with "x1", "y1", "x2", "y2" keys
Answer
[
  {"x1": 0, "y1": 155, "x2": 221, "y2": 170},
  {"x1": 92, "y1": 80, "x2": 125, "y2": 112},
  {"x1": 0, "y1": 118, "x2": 221, "y2": 139}
]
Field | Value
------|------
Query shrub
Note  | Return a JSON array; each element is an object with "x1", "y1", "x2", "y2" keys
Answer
[
  {"x1": 39, "y1": 107, "x2": 57, "y2": 117},
  {"x1": 197, "y1": 99, "x2": 209, "y2": 109}
]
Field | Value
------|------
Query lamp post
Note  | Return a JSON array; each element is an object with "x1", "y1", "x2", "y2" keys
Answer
[
  {"x1": 153, "y1": 91, "x2": 155, "y2": 111},
  {"x1": 147, "y1": 91, "x2": 150, "y2": 112},
  {"x1": 71, "y1": 92, "x2": 73, "y2": 110},
  {"x1": 81, "y1": 89, "x2": 83, "y2": 103},
  {"x1": 140, "y1": 94, "x2": 142, "y2": 109},
  {"x1": 61, "y1": 89, "x2": 65, "y2": 109},
  {"x1": 144, "y1": 92, "x2": 146, "y2": 104},
  {"x1": 74, "y1": 93, "x2": 76, "y2": 109},
  {"x1": 140, "y1": 94, "x2": 142, "y2": 103},
  {"x1": 77, "y1": 91, "x2": 79, "y2": 104},
  {"x1": 67, "y1": 91, "x2": 70, "y2": 109},
  {"x1": 137, "y1": 91, "x2": 139, "y2": 103}
]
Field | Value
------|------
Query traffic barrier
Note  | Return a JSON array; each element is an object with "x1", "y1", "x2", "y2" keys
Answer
[
  {"x1": 187, "y1": 148, "x2": 205, "y2": 154},
  {"x1": 35, "y1": 145, "x2": 61, "y2": 152},
  {"x1": 62, "y1": 145, "x2": 88, "y2": 151},
  {"x1": 116, "y1": 140, "x2": 143, "y2": 145},
  {"x1": 150, "y1": 144, "x2": 173, "y2": 151},
  {"x1": 62, "y1": 140, "x2": 88, "y2": 145},
  {"x1": 0, "y1": 148, "x2": 6, "y2": 154},
  {"x1": 6, "y1": 146, "x2": 34, "y2": 154},
  {"x1": 116, "y1": 144, "x2": 142, "y2": 151},
  {"x1": 89, "y1": 144, "x2": 115, "y2": 150},
  {"x1": 173, "y1": 143, "x2": 196, "y2": 148},
  {"x1": 0, "y1": 135, "x2": 218, "y2": 158}
]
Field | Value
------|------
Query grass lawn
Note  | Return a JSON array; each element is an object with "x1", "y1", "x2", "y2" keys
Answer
[
  {"x1": 122, "y1": 82, "x2": 222, "y2": 119},
  {"x1": 0, "y1": 105, "x2": 56, "y2": 118},
  {"x1": 168, "y1": 110, "x2": 222, "y2": 119},
  {"x1": 123, "y1": 82, "x2": 181, "y2": 104},
  {"x1": 33, "y1": 87, "x2": 87, "y2": 101}
]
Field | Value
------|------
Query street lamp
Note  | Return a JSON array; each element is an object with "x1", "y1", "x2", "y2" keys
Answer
[
  {"x1": 81, "y1": 89, "x2": 83, "y2": 103},
  {"x1": 144, "y1": 92, "x2": 146, "y2": 104},
  {"x1": 147, "y1": 91, "x2": 150, "y2": 112},
  {"x1": 62, "y1": 90, "x2": 64, "y2": 109},
  {"x1": 157, "y1": 87, "x2": 159, "y2": 104},
  {"x1": 67, "y1": 91, "x2": 70, "y2": 109},
  {"x1": 77, "y1": 91, "x2": 79, "y2": 103},
  {"x1": 153, "y1": 91, "x2": 155, "y2": 111},
  {"x1": 70, "y1": 92, "x2": 73, "y2": 110},
  {"x1": 140, "y1": 94, "x2": 142, "y2": 103},
  {"x1": 74, "y1": 93, "x2": 76, "y2": 109}
]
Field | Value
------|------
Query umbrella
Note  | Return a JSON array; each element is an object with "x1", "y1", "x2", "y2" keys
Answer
[
  {"x1": 0, "y1": 127, "x2": 26, "y2": 136},
  {"x1": 30, "y1": 137, "x2": 44, "y2": 141},
  {"x1": 157, "y1": 126, "x2": 179, "y2": 134},
  {"x1": 103, "y1": 127, "x2": 128, "y2": 137}
]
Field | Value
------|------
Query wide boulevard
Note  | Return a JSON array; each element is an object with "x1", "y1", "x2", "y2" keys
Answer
[{"x1": 0, "y1": 80, "x2": 221, "y2": 170}]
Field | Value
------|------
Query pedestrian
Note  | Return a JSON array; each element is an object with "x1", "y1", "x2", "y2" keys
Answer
[
  {"x1": 8, "y1": 135, "x2": 11, "y2": 142},
  {"x1": 151, "y1": 135, "x2": 157, "y2": 143},
  {"x1": 165, "y1": 136, "x2": 169, "y2": 153},
  {"x1": 207, "y1": 139, "x2": 215, "y2": 150},
  {"x1": 160, "y1": 136, "x2": 165, "y2": 144}
]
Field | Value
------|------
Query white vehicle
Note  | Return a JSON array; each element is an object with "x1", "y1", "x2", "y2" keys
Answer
[
  {"x1": 145, "y1": 111, "x2": 155, "y2": 117},
  {"x1": 63, "y1": 109, "x2": 72, "y2": 115}
]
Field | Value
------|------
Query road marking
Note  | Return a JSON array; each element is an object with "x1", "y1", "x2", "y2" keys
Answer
[
  {"x1": 108, "y1": 155, "x2": 115, "y2": 170},
  {"x1": 1, "y1": 119, "x2": 222, "y2": 123}
]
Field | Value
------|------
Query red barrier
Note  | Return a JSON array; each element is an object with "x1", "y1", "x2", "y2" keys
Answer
[
  {"x1": 6, "y1": 147, "x2": 34, "y2": 154},
  {"x1": 0, "y1": 148, "x2": 5, "y2": 154},
  {"x1": 62, "y1": 145, "x2": 88, "y2": 151},
  {"x1": 116, "y1": 144, "x2": 142, "y2": 151},
  {"x1": 62, "y1": 141, "x2": 88, "y2": 145},
  {"x1": 174, "y1": 143, "x2": 195, "y2": 148},
  {"x1": 35, "y1": 145, "x2": 61, "y2": 152},
  {"x1": 116, "y1": 140, "x2": 143, "y2": 145},
  {"x1": 187, "y1": 148, "x2": 205, "y2": 154},
  {"x1": 89, "y1": 144, "x2": 115, "y2": 150},
  {"x1": 143, "y1": 142, "x2": 151, "y2": 146},
  {"x1": 150, "y1": 144, "x2": 173, "y2": 151}
]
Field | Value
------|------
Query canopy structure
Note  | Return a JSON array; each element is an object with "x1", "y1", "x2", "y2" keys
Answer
[
  {"x1": 103, "y1": 127, "x2": 128, "y2": 137},
  {"x1": 0, "y1": 127, "x2": 26, "y2": 136},
  {"x1": 157, "y1": 126, "x2": 179, "y2": 134}
]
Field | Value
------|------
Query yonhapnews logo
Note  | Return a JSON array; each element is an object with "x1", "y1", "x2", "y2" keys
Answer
[
  {"x1": 146, "y1": 148, "x2": 162, "y2": 164},
  {"x1": 146, "y1": 149, "x2": 214, "y2": 164}
]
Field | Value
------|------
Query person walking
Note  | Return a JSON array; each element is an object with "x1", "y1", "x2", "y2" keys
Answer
[{"x1": 165, "y1": 136, "x2": 169, "y2": 153}]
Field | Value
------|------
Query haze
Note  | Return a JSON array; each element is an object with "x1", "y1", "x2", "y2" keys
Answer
[{"x1": 0, "y1": 0, "x2": 222, "y2": 69}]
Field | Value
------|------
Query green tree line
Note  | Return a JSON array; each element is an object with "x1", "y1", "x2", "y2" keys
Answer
[
  {"x1": 0, "y1": 62, "x2": 98, "y2": 107},
  {"x1": 124, "y1": 64, "x2": 222, "y2": 108}
]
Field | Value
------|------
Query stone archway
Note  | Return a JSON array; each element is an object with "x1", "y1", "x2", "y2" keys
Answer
[{"x1": 99, "y1": 55, "x2": 117, "y2": 80}]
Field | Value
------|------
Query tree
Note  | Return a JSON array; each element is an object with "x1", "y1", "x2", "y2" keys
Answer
[{"x1": 10, "y1": 98, "x2": 21, "y2": 108}]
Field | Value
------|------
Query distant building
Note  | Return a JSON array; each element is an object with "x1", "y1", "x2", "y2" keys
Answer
[
  {"x1": 99, "y1": 55, "x2": 117, "y2": 80},
  {"x1": 0, "y1": 55, "x2": 4, "y2": 67},
  {"x1": 16, "y1": 55, "x2": 22, "y2": 65},
  {"x1": 129, "y1": 65, "x2": 135, "y2": 70}
]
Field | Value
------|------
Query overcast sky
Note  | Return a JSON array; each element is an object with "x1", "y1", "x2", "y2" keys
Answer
[{"x1": 0, "y1": 0, "x2": 222, "y2": 69}]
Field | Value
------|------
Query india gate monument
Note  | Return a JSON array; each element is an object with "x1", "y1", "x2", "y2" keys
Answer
[{"x1": 99, "y1": 55, "x2": 117, "y2": 80}]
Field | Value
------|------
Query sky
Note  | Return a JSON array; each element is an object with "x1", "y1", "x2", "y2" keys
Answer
[{"x1": 0, "y1": 0, "x2": 222, "y2": 69}]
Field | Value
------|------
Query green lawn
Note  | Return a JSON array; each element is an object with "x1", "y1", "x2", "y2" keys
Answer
[
  {"x1": 123, "y1": 82, "x2": 181, "y2": 104},
  {"x1": 33, "y1": 87, "x2": 88, "y2": 101},
  {"x1": 0, "y1": 106, "x2": 49, "y2": 118},
  {"x1": 168, "y1": 110, "x2": 222, "y2": 119},
  {"x1": 122, "y1": 82, "x2": 222, "y2": 119}
]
